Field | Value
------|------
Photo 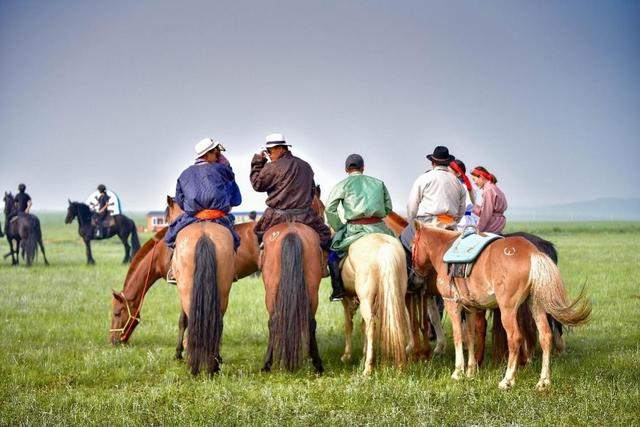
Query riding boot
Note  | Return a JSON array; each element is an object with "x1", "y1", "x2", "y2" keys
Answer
[
  {"x1": 166, "y1": 248, "x2": 177, "y2": 284},
  {"x1": 404, "y1": 247, "x2": 423, "y2": 294},
  {"x1": 328, "y1": 258, "x2": 345, "y2": 302}
]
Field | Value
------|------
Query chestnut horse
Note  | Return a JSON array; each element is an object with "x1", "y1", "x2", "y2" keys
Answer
[
  {"x1": 384, "y1": 212, "x2": 565, "y2": 365},
  {"x1": 339, "y1": 233, "x2": 411, "y2": 375},
  {"x1": 110, "y1": 198, "x2": 259, "y2": 355},
  {"x1": 260, "y1": 223, "x2": 324, "y2": 373},
  {"x1": 412, "y1": 223, "x2": 590, "y2": 390}
]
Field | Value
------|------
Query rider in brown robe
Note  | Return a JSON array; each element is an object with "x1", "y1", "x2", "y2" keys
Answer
[{"x1": 250, "y1": 133, "x2": 331, "y2": 250}]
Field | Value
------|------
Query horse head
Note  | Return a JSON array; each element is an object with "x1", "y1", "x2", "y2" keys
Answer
[
  {"x1": 166, "y1": 195, "x2": 183, "y2": 223},
  {"x1": 311, "y1": 186, "x2": 325, "y2": 219},
  {"x1": 65, "y1": 200, "x2": 78, "y2": 224},
  {"x1": 3, "y1": 192, "x2": 15, "y2": 216},
  {"x1": 110, "y1": 289, "x2": 137, "y2": 345},
  {"x1": 411, "y1": 221, "x2": 434, "y2": 278}
]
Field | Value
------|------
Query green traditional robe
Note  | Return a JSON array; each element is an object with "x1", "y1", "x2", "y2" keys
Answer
[{"x1": 325, "y1": 172, "x2": 396, "y2": 253}]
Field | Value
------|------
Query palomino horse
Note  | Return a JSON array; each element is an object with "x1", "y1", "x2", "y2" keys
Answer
[
  {"x1": 65, "y1": 200, "x2": 140, "y2": 264},
  {"x1": 261, "y1": 223, "x2": 323, "y2": 373},
  {"x1": 339, "y1": 233, "x2": 411, "y2": 375},
  {"x1": 412, "y1": 223, "x2": 591, "y2": 390}
]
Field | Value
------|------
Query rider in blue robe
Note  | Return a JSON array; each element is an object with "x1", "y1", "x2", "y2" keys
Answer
[{"x1": 164, "y1": 139, "x2": 242, "y2": 250}]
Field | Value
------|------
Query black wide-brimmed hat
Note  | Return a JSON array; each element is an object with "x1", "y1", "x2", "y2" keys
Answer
[{"x1": 427, "y1": 146, "x2": 455, "y2": 162}]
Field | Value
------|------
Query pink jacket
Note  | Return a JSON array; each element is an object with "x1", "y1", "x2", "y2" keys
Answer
[{"x1": 473, "y1": 182, "x2": 507, "y2": 233}]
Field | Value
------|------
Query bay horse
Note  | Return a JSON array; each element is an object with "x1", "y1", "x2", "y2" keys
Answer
[
  {"x1": 65, "y1": 200, "x2": 140, "y2": 264},
  {"x1": 260, "y1": 222, "x2": 323, "y2": 373},
  {"x1": 3, "y1": 192, "x2": 49, "y2": 266},
  {"x1": 110, "y1": 221, "x2": 260, "y2": 358},
  {"x1": 339, "y1": 233, "x2": 411, "y2": 375},
  {"x1": 411, "y1": 222, "x2": 591, "y2": 390}
]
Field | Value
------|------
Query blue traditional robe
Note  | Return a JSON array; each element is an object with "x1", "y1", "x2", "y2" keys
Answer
[{"x1": 164, "y1": 160, "x2": 242, "y2": 248}]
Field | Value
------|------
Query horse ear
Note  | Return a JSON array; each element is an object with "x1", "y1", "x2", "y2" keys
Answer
[
  {"x1": 68, "y1": 198, "x2": 72, "y2": 205},
  {"x1": 112, "y1": 289, "x2": 124, "y2": 302},
  {"x1": 166, "y1": 195, "x2": 173, "y2": 207}
]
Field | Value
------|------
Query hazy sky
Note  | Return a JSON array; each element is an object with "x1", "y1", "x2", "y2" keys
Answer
[{"x1": 1, "y1": 0, "x2": 639, "y2": 213}]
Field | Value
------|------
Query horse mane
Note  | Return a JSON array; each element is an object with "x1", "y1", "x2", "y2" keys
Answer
[
  {"x1": 386, "y1": 211, "x2": 408, "y2": 228},
  {"x1": 124, "y1": 227, "x2": 168, "y2": 283}
]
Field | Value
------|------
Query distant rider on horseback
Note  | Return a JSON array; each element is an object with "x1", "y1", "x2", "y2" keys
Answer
[
  {"x1": 165, "y1": 137, "x2": 242, "y2": 283},
  {"x1": 92, "y1": 184, "x2": 110, "y2": 238},
  {"x1": 250, "y1": 132, "x2": 332, "y2": 259},
  {"x1": 15, "y1": 183, "x2": 32, "y2": 214},
  {"x1": 325, "y1": 154, "x2": 395, "y2": 301}
]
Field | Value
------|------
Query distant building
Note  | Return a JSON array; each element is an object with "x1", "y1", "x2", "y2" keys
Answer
[
  {"x1": 146, "y1": 211, "x2": 167, "y2": 232},
  {"x1": 234, "y1": 211, "x2": 263, "y2": 223}
]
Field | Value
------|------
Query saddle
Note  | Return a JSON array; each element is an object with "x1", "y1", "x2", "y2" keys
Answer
[{"x1": 443, "y1": 228, "x2": 503, "y2": 278}]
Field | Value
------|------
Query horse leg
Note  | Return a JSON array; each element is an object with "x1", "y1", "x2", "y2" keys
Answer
[
  {"x1": 551, "y1": 316, "x2": 566, "y2": 353},
  {"x1": 465, "y1": 310, "x2": 478, "y2": 378},
  {"x1": 341, "y1": 298, "x2": 355, "y2": 363},
  {"x1": 360, "y1": 298, "x2": 375, "y2": 376},
  {"x1": 498, "y1": 306, "x2": 522, "y2": 390},
  {"x1": 38, "y1": 237, "x2": 49, "y2": 265},
  {"x1": 175, "y1": 310, "x2": 188, "y2": 360},
  {"x1": 419, "y1": 294, "x2": 432, "y2": 359},
  {"x1": 531, "y1": 301, "x2": 553, "y2": 390},
  {"x1": 444, "y1": 299, "x2": 465, "y2": 381},
  {"x1": 261, "y1": 317, "x2": 274, "y2": 373},
  {"x1": 406, "y1": 294, "x2": 425, "y2": 361},
  {"x1": 8, "y1": 238, "x2": 18, "y2": 265},
  {"x1": 309, "y1": 317, "x2": 323, "y2": 374},
  {"x1": 427, "y1": 296, "x2": 447, "y2": 355},
  {"x1": 85, "y1": 239, "x2": 95, "y2": 264},
  {"x1": 474, "y1": 309, "x2": 487, "y2": 366},
  {"x1": 119, "y1": 233, "x2": 131, "y2": 263}
]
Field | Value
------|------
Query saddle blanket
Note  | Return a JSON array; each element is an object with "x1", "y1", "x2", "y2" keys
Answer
[{"x1": 443, "y1": 232, "x2": 503, "y2": 264}]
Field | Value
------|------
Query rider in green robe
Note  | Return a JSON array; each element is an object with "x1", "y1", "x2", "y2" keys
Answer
[{"x1": 325, "y1": 154, "x2": 396, "y2": 301}]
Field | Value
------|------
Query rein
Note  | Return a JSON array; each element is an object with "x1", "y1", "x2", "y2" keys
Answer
[{"x1": 110, "y1": 238, "x2": 159, "y2": 341}]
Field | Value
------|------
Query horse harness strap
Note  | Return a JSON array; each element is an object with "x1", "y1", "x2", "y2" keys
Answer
[{"x1": 274, "y1": 207, "x2": 311, "y2": 216}]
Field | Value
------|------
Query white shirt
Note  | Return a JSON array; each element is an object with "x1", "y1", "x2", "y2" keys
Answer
[
  {"x1": 407, "y1": 166, "x2": 466, "y2": 221},
  {"x1": 86, "y1": 190, "x2": 122, "y2": 215}
]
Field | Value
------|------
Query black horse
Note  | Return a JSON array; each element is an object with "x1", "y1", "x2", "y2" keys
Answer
[
  {"x1": 3, "y1": 192, "x2": 49, "y2": 266},
  {"x1": 65, "y1": 200, "x2": 140, "y2": 264}
]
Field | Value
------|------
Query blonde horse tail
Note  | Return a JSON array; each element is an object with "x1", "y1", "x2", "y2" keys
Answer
[
  {"x1": 188, "y1": 235, "x2": 222, "y2": 375},
  {"x1": 271, "y1": 233, "x2": 310, "y2": 372},
  {"x1": 376, "y1": 240, "x2": 409, "y2": 367},
  {"x1": 529, "y1": 252, "x2": 591, "y2": 327}
]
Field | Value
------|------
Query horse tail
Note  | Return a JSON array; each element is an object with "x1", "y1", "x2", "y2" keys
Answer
[
  {"x1": 270, "y1": 233, "x2": 310, "y2": 372},
  {"x1": 188, "y1": 235, "x2": 222, "y2": 375},
  {"x1": 529, "y1": 252, "x2": 591, "y2": 326},
  {"x1": 130, "y1": 221, "x2": 141, "y2": 257},
  {"x1": 376, "y1": 240, "x2": 409, "y2": 367}
]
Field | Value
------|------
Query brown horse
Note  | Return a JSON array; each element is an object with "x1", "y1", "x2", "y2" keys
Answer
[
  {"x1": 109, "y1": 221, "x2": 259, "y2": 351},
  {"x1": 110, "y1": 198, "x2": 259, "y2": 353},
  {"x1": 260, "y1": 223, "x2": 324, "y2": 373},
  {"x1": 412, "y1": 222, "x2": 590, "y2": 390}
]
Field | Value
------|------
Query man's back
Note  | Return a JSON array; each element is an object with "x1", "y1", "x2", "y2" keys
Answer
[
  {"x1": 15, "y1": 192, "x2": 31, "y2": 213},
  {"x1": 177, "y1": 161, "x2": 241, "y2": 215},
  {"x1": 407, "y1": 166, "x2": 466, "y2": 220},
  {"x1": 326, "y1": 173, "x2": 391, "y2": 231},
  {"x1": 250, "y1": 151, "x2": 314, "y2": 210}
]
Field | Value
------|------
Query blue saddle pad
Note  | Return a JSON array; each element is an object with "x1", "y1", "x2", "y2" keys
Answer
[{"x1": 443, "y1": 232, "x2": 503, "y2": 263}]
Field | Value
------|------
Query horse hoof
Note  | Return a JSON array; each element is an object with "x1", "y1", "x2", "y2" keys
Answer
[
  {"x1": 451, "y1": 369, "x2": 464, "y2": 381},
  {"x1": 466, "y1": 368, "x2": 477, "y2": 379},
  {"x1": 535, "y1": 379, "x2": 550, "y2": 391},
  {"x1": 434, "y1": 344, "x2": 446, "y2": 355},
  {"x1": 499, "y1": 379, "x2": 514, "y2": 390},
  {"x1": 260, "y1": 366, "x2": 271, "y2": 373},
  {"x1": 340, "y1": 354, "x2": 351, "y2": 363}
]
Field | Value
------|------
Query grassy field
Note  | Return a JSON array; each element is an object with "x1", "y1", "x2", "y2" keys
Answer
[{"x1": 1, "y1": 214, "x2": 639, "y2": 426}]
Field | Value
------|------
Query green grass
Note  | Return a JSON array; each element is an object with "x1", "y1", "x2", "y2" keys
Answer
[{"x1": 1, "y1": 214, "x2": 639, "y2": 426}]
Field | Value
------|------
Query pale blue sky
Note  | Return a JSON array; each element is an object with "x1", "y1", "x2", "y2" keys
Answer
[{"x1": 1, "y1": 0, "x2": 638, "y2": 212}]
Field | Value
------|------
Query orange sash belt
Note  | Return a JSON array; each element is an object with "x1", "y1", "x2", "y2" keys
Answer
[
  {"x1": 436, "y1": 214, "x2": 455, "y2": 224},
  {"x1": 194, "y1": 209, "x2": 226, "y2": 220}
]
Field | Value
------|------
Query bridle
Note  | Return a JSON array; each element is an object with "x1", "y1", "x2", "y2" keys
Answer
[{"x1": 110, "y1": 238, "x2": 159, "y2": 341}]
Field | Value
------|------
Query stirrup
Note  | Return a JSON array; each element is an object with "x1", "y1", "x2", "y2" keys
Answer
[
  {"x1": 329, "y1": 291, "x2": 345, "y2": 302},
  {"x1": 166, "y1": 267, "x2": 177, "y2": 285}
]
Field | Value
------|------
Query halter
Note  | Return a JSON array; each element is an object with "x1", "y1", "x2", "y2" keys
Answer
[{"x1": 110, "y1": 238, "x2": 158, "y2": 341}]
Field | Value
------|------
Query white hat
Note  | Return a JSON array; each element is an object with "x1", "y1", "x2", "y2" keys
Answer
[
  {"x1": 195, "y1": 138, "x2": 225, "y2": 158},
  {"x1": 264, "y1": 133, "x2": 291, "y2": 148}
]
